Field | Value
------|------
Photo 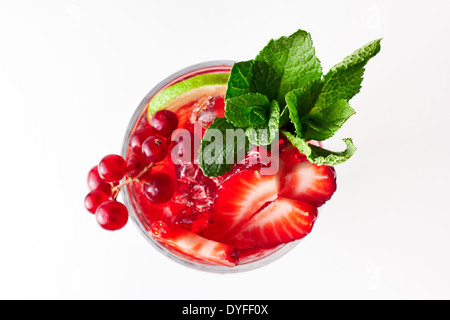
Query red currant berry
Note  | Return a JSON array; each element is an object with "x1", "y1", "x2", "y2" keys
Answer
[
  {"x1": 143, "y1": 172, "x2": 175, "y2": 204},
  {"x1": 87, "y1": 165, "x2": 113, "y2": 196},
  {"x1": 87, "y1": 165, "x2": 102, "y2": 189},
  {"x1": 98, "y1": 154, "x2": 127, "y2": 183},
  {"x1": 84, "y1": 190, "x2": 110, "y2": 214},
  {"x1": 130, "y1": 128, "x2": 152, "y2": 155},
  {"x1": 150, "y1": 110, "x2": 178, "y2": 138},
  {"x1": 95, "y1": 200, "x2": 129, "y2": 231},
  {"x1": 126, "y1": 154, "x2": 152, "y2": 180},
  {"x1": 142, "y1": 136, "x2": 169, "y2": 163}
]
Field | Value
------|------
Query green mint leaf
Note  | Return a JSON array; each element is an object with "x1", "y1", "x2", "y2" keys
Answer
[
  {"x1": 252, "y1": 30, "x2": 322, "y2": 106},
  {"x1": 282, "y1": 131, "x2": 356, "y2": 166},
  {"x1": 318, "y1": 39, "x2": 382, "y2": 105},
  {"x1": 225, "y1": 60, "x2": 253, "y2": 100},
  {"x1": 224, "y1": 93, "x2": 270, "y2": 128},
  {"x1": 317, "y1": 38, "x2": 382, "y2": 105},
  {"x1": 246, "y1": 100, "x2": 280, "y2": 146},
  {"x1": 285, "y1": 80, "x2": 323, "y2": 136},
  {"x1": 301, "y1": 39, "x2": 381, "y2": 141},
  {"x1": 199, "y1": 117, "x2": 250, "y2": 177},
  {"x1": 302, "y1": 99, "x2": 356, "y2": 141}
]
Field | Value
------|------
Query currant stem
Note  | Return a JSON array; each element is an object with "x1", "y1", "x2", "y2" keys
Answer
[{"x1": 111, "y1": 162, "x2": 154, "y2": 199}]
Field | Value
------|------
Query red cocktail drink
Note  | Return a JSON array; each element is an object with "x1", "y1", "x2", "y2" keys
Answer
[{"x1": 120, "y1": 62, "x2": 334, "y2": 272}]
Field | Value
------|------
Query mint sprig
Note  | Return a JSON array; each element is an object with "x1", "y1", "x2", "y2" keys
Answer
[{"x1": 199, "y1": 30, "x2": 381, "y2": 177}]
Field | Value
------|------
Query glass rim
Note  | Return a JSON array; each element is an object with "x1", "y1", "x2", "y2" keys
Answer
[{"x1": 120, "y1": 60, "x2": 300, "y2": 273}]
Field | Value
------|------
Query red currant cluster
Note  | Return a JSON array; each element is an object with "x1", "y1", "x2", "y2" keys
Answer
[{"x1": 84, "y1": 110, "x2": 179, "y2": 231}]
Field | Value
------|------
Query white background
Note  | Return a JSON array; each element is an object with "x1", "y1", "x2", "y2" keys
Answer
[{"x1": 1, "y1": 0, "x2": 449, "y2": 300}]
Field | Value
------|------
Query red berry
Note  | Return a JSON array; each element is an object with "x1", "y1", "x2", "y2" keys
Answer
[
  {"x1": 87, "y1": 165, "x2": 113, "y2": 196},
  {"x1": 98, "y1": 154, "x2": 127, "y2": 183},
  {"x1": 84, "y1": 190, "x2": 110, "y2": 214},
  {"x1": 202, "y1": 164, "x2": 280, "y2": 242},
  {"x1": 130, "y1": 128, "x2": 152, "y2": 155},
  {"x1": 126, "y1": 154, "x2": 152, "y2": 180},
  {"x1": 95, "y1": 200, "x2": 129, "y2": 231},
  {"x1": 142, "y1": 136, "x2": 169, "y2": 163},
  {"x1": 143, "y1": 172, "x2": 175, "y2": 204},
  {"x1": 97, "y1": 183, "x2": 113, "y2": 197},
  {"x1": 279, "y1": 161, "x2": 336, "y2": 207},
  {"x1": 150, "y1": 110, "x2": 179, "y2": 138},
  {"x1": 224, "y1": 198, "x2": 317, "y2": 249},
  {"x1": 87, "y1": 166, "x2": 102, "y2": 189}
]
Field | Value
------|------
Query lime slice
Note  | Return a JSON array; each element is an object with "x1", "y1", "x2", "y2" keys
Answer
[{"x1": 147, "y1": 73, "x2": 229, "y2": 117}]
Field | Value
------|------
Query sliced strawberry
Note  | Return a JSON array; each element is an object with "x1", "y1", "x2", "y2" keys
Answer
[
  {"x1": 151, "y1": 221, "x2": 237, "y2": 267},
  {"x1": 280, "y1": 161, "x2": 336, "y2": 207},
  {"x1": 225, "y1": 197, "x2": 318, "y2": 249},
  {"x1": 202, "y1": 164, "x2": 280, "y2": 242}
]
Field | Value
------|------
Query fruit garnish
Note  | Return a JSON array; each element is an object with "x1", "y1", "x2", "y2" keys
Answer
[
  {"x1": 224, "y1": 198, "x2": 318, "y2": 249},
  {"x1": 98, "y1": 154, "x2": 127, "y2": 183},
  {"x1": 96, "y1": 200, "x2": 129, "y2": 231},
  {"x1": 141, "y1": 136, "x2": 169, "y2": 163},
  {"x1": 202, "y1": 149, "x2": 333, "y2": 248},
  {"x1": 279, "y1": 160, "x2": 337, "y2": 207},
  {"x1": 150, "y1": 110, "x2": 180, "y2": 138},
  {"x1": 84, "y1": 110, "x2": 179, "y2": 230},
  {"x1": 202, "y1": 164, "x2": 280, "y2": 242},
  {"x1": 130, "y1": 128, "x2": 153, "y2": 155},
  {"x1": 151, "y1": 221, "x2": 237, "y2": 267},
  {"x1": 199, "y1": 29, "x2": 381, "y2": 177},
  {"x1": 143, "y1": 172, "x2": 176, "y2": 204},
  {"x1": 126, "y1": 154, "x2": 153, "y2": 180},
  {"x1": 87, "y1": 165, "x2": 113, "y2": 196},
  {"x1": 147, "y1": 73, "x2": 229, "y2": 117},
  {"x1": 84, "y1": 190, "x2": 110, "y2": 214}
]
